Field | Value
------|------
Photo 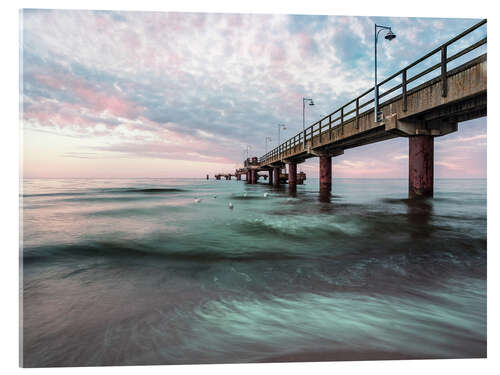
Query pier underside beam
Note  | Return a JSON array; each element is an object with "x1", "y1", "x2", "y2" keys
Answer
[{"x1": 409, "y1": 135, "x2": 434, "y2": 199}]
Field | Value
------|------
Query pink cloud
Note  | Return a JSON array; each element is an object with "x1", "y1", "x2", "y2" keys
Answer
[
  {"x1": 295, "y1": 32, "x2": 315, "y2": 57},
  {"x1": 122, "y1": 30, "x2": 143, "y2": 50},
  {"x1": 73, "y1": 86, "x2": 141, "y2": 118},
  {"x1": 270, "y1": 44, "x2": 287, "y2": 64},
  {"x1": 34, "y1": 74, "x2": 65, "y2": 90}
]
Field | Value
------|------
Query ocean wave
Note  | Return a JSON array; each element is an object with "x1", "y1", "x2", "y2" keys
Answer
[
  {"x1": 118, "y1": 188, "x2": 187, "y2": 193},
  {"x1": 232, "y1": 215, "x2": 365, "y2": 239},
  {"x1": 189, "y1": 286, "x2": 486, "y2": 361},
  {"x1": 21, "y1": 240, "x2": 305, "y2": 265},
  {"x1": 22, "y1": 192, "x2": 86, "y2": 198},
  {"x1": 22, "y1": 187, "x2": 187, "y2": 198}
]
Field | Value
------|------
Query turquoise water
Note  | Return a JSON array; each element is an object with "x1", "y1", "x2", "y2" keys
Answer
[{"x1": 20, "y1": 178, "x2": 486, "y2": 367}]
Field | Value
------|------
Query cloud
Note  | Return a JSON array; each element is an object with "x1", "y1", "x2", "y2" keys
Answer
[{"x1": 20, "y1": 10, "x2": 485, "y2": 177}]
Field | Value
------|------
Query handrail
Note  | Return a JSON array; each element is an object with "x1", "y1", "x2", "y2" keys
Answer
[{"x1": 257, "y1": 19, "x2": 487, "y2": 165}]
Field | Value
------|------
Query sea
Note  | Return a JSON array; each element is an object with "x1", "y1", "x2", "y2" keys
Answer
[{"x1": 20, "y1": 177, "x2": 487, "y2": 367}]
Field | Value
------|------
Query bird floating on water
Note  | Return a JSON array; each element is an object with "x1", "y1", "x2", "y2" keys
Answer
[
  {"x1": 195, "y1": 198, "x2": 202, "y2": 203},
  {"x1": 229, "y1": 202, "x2": 233, "y2": 209},
  {"x1": 264, "y1": 193, "x2": 269, "y2": 198},
  {"x1": 213, "y1": 195, "x2": 217, "y2": 198},
  {"x1": 243, "y1": 192, "x2": 247, "y2": 198}
]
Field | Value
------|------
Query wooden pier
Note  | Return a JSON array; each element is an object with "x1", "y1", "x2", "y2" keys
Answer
[{"x1": 233, "y1": 20, "x2": 486, "y2": 199}]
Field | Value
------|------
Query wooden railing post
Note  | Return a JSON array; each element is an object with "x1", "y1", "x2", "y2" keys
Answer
[
  {"x1": 441, "y1": 46, "x2": 447, "y2": 97},
  {"x1": 402, "y1": 69, "x2": 407, "y2": 112},
  {"x1": 355, "y1": 98, "x2": 359, "y2": 129},
  {"x1": 341, "y1": 107, "x2": 344, "y2": 135},
  {"x1": 328, "y1": 115, "x2": 332, "y2": 139}
]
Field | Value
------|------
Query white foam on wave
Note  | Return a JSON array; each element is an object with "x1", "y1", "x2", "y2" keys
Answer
[
  {"x1": 249, "y1": 214, "x2": 365, "y2": 237},
  {"x1": 190, "y1": 281, "x2": 486, "y2": 361}
]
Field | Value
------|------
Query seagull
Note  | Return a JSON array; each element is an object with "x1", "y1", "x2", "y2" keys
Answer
[
  {"x1": 213, "y1": 195, "x2": 217, "y2": 198},
  {"x1": 243, "y1": 192, "x2": 247, "y2": 198},
  {"x1": 229, "y1": 202, "x2": 233, "y2": 209},
  {"x1": 195, "y1": 198, "x2": 202, "y2": 203},
  {"x1": 264, "y1": 193, "x2": 269, "y2": 198}
]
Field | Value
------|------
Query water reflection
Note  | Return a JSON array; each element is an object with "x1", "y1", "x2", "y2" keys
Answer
[
  {"x1": 406, "y1": 199, "x2": 433, "y2": 239},
  {"x1": 272, "y1": 185, "x2": 286, "y2": 193},
  {"x1": 318, "y1": 189, "x2": 331, "y2": 203}
]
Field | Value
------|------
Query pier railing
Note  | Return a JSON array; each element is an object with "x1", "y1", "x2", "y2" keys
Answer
[{"x1": 258, "y1": 19, "x2": 487, "y2": 165}]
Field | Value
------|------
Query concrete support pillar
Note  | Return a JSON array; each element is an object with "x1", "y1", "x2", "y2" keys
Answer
[
  {"x1": 268, "y1": 170, "x2": 273, "y2": 185},
  {"x1": 319, "y1": 155, "x2": 332, "y2": 192},
  {"x1": 272, "y1": 167, "x2": 280, "y2": 187},
  {"x1": 288, "y1": 163, "x2": 297, "y2": 187},
  {"x1": 237, "y1": 174, "x2": 241, "y2": 181},
  {"x1": 246, "y1": 171, "x2": 250, "y2": 183},
  {"x1": 228, "y1": 175, "x2": 231, "y2": 180},
  {"x1": 409, "y1": 135, "x2": 434, "y2": 199},
  {"x1": 251, "y1": 169, "x2": 257, "y2": 184}
]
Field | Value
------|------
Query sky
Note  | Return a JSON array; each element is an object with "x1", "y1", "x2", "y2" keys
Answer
[{"x1": 20, "y1": 10, "x2": 487, "y2": 178}]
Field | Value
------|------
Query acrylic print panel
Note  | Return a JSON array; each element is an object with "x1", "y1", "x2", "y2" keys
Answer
[{"x1": 20, "y1": 9, "x2": 487, "y2": 367}]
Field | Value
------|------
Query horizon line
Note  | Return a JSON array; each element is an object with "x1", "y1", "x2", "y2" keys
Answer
[{"x1": 21, "y1": 177, "x2": 487, "y2": 180}]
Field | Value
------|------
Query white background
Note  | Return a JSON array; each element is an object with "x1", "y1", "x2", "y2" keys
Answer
[{"x1": 2, "y1": 1, "x2": 498, "y2": 374}]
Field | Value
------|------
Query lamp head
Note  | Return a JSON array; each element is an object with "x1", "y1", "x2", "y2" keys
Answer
[{"x1": 385, "y1": 30, "x2": 396, "y2": 41}]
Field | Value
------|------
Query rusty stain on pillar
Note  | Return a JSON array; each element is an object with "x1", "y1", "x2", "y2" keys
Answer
[
  {"x1": 268, "y1": 170, "x2": 273, "y2": 185},
  {"x1": 319, "y1": 155, "x2": 332, "y2": 192},
  {"x1": 409, "y1": 136, "x2": 434, "y2": 199},
  {"x1": 288, "y1": 163, "x2": 297, "y2": 187},
  {"x1": 273, "y1": 167, "x2": 280, "y2": 187}
]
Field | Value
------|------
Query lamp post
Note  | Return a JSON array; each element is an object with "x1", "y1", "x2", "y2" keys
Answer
[
  {"x1": 265, "y1": 136, "x2": 272, "y2": 154},
  {"x1": 374, "y1": 24, "x2": 396, "y2": 122},
  {"x1": 302, "y1": 97, "x2": 314, "y2": 148},
  {"x1": 245, "y1": 145, "x2": 252, "y2": 159},
  {"x1": 302, "y1": 97, "x2": 314, "y2": 131},
  {"x1": 277, "y1": 124, "x2": 286, "y2": 150}
]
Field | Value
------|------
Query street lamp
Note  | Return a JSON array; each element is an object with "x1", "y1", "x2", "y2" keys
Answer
[
  {"x1": 277, "y1": 124, "x2": 286, "y2": 146},
  {"x1": 302, "y1": 97, "x2": 315, "y2": 131},
  {"x1": 245, "y1": 145, "x2": 252, "y2": 159},
  {"x1": 374, "y1": 24, "x2": 396, "y2": 122},
  {"x1": 265, "y1": 136, "x2": 272, "y2": 154}
]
